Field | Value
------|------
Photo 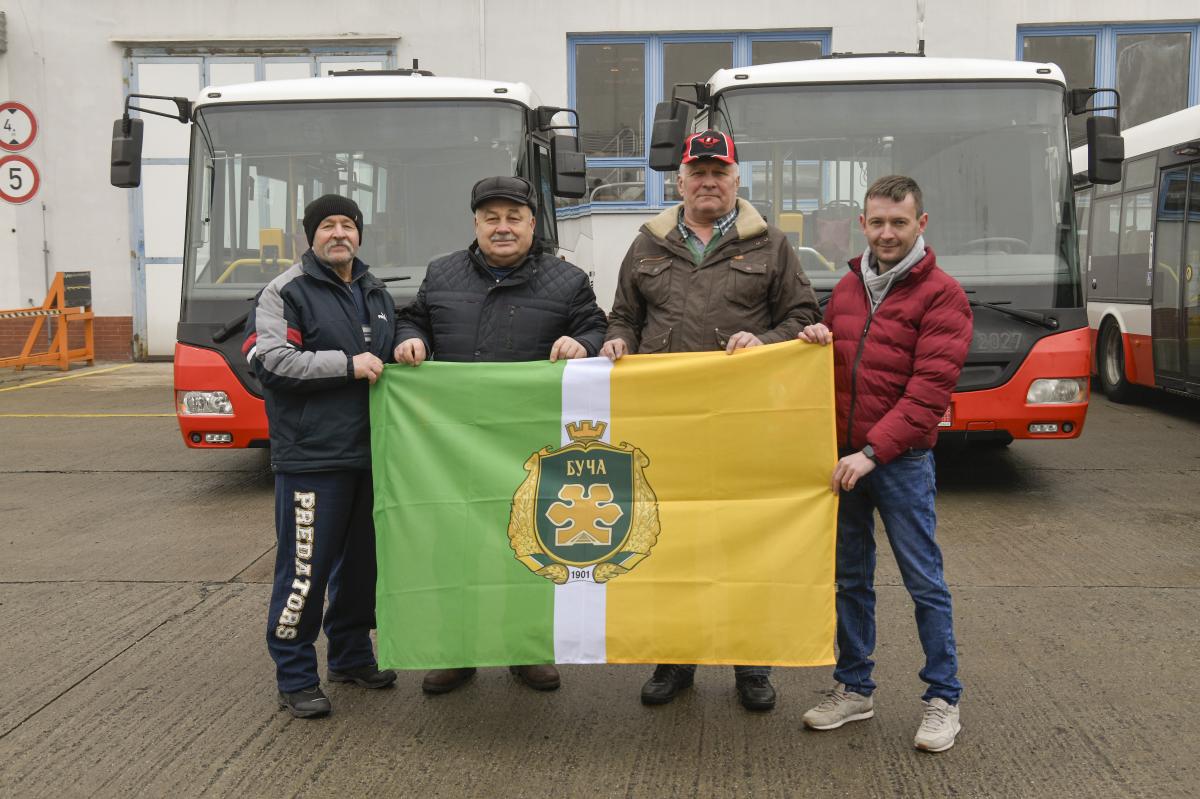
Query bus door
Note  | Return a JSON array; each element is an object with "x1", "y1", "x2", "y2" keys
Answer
[{"x1": 1152, "y1": 164, "x2": 1200, "y2": 388}]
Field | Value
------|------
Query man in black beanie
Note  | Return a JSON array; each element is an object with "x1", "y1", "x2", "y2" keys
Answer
[{"x1": 244, "y1": 193, "x2": 397, "y2": 718}]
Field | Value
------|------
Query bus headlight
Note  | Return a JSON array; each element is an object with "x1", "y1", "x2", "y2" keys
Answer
[
  {"x1": 1026, "y1": 378, "x2": 1087, "y2": 405},
  {"x1": 177, "y1": 390, "x2": 234, "y2": 415}
]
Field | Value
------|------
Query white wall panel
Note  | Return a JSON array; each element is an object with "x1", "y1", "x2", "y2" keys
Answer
[
  {"x1": 141, "y1": 165, "x2": 189, "y2": 260},
  {"x1": 136, "y1": 62, "x2": 200, "y2": 159},
  {"x1": 318, "y1": 60, "x2": 384, "y2": 76},
  {"x1": 145, "y1": 263, "x2": 182, "y2": 357},
  {"x1": 264, "y1": 62, "x2": 313, "y2": 81},
  {"x1": 208, "y1": 62, "x2": 256, "y2": 88}
]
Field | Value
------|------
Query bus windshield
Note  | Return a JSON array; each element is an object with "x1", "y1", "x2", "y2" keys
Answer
[
  {"x1": 717, "y1": 81, "x2": 1080, "y2": 307},
  {"x1": 183, "y1": 100, "x2": 528, "y2": 306}
]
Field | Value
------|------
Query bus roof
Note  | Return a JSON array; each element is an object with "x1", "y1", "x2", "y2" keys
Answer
[
  {"x1": 1072, "y1": 104, "x2": 1200, "y2": 173},
  {"x1": 193, "y1": 74, "x2": 540, "y2": 110},
  {"x1": 707, "y1": 56, "x2": 1066, "y2": 95}
]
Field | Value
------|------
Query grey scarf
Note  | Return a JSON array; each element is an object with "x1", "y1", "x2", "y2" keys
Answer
[{"x1": 860, "y1": 235, "x2": 926, "y2": 312}]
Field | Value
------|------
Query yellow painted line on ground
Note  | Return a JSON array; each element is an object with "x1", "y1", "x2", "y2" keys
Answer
[
  {"x1": 0, "y1": 412, "x2": 173, "y2": 418},
  {"x1": 0, "y1": 363, "x2": 137, "y2": 393}
]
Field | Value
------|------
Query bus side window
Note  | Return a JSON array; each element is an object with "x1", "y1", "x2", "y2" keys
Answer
[
  {"x1": 1117, "y1": 189, "x2": 1154, "y2": 300},
  {"x1": 1075, "y1": 188, "x2": 1092, "y2": 271},
  {"x1": 1090, "y1": 189, "x2": 1121, "y2": 298}
]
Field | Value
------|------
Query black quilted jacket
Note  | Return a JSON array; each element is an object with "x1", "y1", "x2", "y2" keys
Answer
[{"x1": 395, "y1": 242, "x2": 608, "y2": 362}]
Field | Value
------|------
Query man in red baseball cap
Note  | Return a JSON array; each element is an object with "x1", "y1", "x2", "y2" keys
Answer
[
  {"x1": 601, "y1": 129, "x2": 820, "y2": 712},
  {"x1": 680, "y1": 128, "x2": 738, "y2": 164}
]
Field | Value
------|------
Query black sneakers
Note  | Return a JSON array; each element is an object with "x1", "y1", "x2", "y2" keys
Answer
[
  {"x1": 278, "y1": 686, "x2": 331, "y2": 719},
  {"x1": 327, "y1": 664, "x2": 398, "y2": 689},
  {"x1": 278, "y1": 666, "x2": 395, "y2": 718},
  {"x1": 640, "y1": 664, "x2": 695, "y2": 705},
  {"x1": 735, "y1": 674, "x2": 777, "y2": 712}
]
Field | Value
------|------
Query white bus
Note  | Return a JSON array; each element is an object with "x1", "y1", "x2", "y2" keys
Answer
[
  {"x1": 642, "y1": 56, "x2": 1121, "y2": 444},
  {"x1": 111, "y1": 70, "x2": 585, "y2": 448},
  {"x1": 1073, "y1": 104, "x2": 1200, "y2": 401}
]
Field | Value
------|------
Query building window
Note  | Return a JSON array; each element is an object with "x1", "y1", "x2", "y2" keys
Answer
[
  {"x1": 568, "y1": 31, "x2": 830, "y2": 210},
  {"x1": 1019, "y1": 23, "x2": 1200, "y2": 146}
]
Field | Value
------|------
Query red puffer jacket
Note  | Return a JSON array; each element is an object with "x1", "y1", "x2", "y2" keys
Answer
[{"x1": 824, "y1": 247, "x2": 972, "y2": 464}]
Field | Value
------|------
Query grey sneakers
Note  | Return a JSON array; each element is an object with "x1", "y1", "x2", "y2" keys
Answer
[
  {"x1": 801, "y1": 683, "x2": 875, "y2": 730},
  {"x1": 913, "y1": 697, "x2": 962, "y2": 752},
  {"x1": 804, "y1": 685, "x2": 961, "y2": 752}
]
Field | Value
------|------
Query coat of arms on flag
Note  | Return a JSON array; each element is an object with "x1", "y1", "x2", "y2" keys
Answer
[{"x1": 508, "y1": 420, "x2": 660, "y2": 585}]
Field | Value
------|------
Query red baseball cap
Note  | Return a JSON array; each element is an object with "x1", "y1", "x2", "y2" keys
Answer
[{"x1": 681, "y1": 129, "x2": 737, "y2": 165}]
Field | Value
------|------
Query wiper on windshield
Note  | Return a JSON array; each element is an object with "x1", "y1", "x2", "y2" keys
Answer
[{"x1": 966, "y1": 297, "x2": 1059, "y2": 330}]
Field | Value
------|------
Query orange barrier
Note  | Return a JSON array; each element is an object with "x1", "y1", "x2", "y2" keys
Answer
[{"x1": 0, "y1": 272, "x2": 95, "y2": 371}]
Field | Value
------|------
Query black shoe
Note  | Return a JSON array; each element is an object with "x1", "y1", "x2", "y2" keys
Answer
[
  {"x1": 736, "y1": 675, "x2": 777, "y2": 712},
  {"x1": 278, "y1": 686, "x2": 331, "y2": 718},
  {"x1": 328, "y1": 664, "x2": 397, "y2": 689},
  {"x1": 640, "y1": 664, "x2": 694, "y2": 706}
]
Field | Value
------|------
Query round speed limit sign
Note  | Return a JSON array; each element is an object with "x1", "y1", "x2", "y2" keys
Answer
[
  {"x1": 0, "y1": 155, "x2": 40, "y2": 204},
  {"x1": 0, "y1": 102, "x2": 38, "y2": 152}
]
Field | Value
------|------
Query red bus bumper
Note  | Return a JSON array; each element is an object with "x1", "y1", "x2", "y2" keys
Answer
[
  {"x1": 946, "y1": 327, "x2": 1090, "y2": 440},
  {"x1": 174, "y1": 343, "x2": 268, "y2": 448}
]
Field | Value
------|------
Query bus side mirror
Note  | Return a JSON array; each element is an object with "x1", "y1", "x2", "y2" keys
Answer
[
  {"x1": 110, "y1": 117, "x2": 144, "y2": 188},
  {"x1": 648, "y1": 100, "x2": 689, "y2": 172},
  {"x1": 1087, "y1": 116, "x2": 1124, "y2": 186},
  {"x1": 550, "y1": 135, "x2": 586, "y2": 199}
]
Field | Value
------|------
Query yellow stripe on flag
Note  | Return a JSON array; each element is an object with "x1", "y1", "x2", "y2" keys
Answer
[{"x1": 605, "y1": 340, "x2": 837, "y2": 666}]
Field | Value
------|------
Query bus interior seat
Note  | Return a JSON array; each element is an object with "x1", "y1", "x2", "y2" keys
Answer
[
  {"x1": 778, "y1": 212, "x2": 805, "y2": 239},
  {"x1": 812, "y1": 201, "x2": 859, "y2": 268},
  {"x1": 259, "y1": 228, "x2": 286, "y2": 264}
]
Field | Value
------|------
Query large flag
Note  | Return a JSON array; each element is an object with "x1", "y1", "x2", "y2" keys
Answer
[{"x1": 371, "y1": 340, "x2": 836, "y2": 668}]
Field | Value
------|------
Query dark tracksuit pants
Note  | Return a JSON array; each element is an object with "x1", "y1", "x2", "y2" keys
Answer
[{"x1": 267, "y1": 470, "x2": 378, "y2": 693}]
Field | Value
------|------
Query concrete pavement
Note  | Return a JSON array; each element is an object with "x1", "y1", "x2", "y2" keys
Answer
[{"x1": 0, "y1": 363, "x2": 1197, "y2": 798}]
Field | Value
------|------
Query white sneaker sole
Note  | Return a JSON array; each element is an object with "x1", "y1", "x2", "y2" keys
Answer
[
  {"x1": 803, "y1": 709, "x2": 874, "y2": 730},
  {"x1": 914, "y1": 723, "x2": 962, "y2": 752}
]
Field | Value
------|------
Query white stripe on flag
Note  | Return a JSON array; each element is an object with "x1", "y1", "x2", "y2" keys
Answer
[{"x1": 553, "y1": 357, "x2": 613, "y2": 664}]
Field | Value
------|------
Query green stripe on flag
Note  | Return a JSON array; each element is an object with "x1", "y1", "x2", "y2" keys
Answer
[{"x1": 371, "y1": 360, "x2": 564, "y2": 669}]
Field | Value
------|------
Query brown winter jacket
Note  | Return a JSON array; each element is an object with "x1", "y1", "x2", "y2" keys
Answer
[{"x1": 606, "y1": 199, "x2": 820, "y2": 353}]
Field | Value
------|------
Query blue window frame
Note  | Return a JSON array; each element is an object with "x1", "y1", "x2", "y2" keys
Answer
[
  {"x1": 1019, "y1": 22, "x2": 1200, "y2": 141},
  {"x1": 566, "y1": 30, "x2": 830, "y2": 214}
]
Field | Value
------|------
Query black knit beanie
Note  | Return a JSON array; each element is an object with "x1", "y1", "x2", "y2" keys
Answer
[{"x1": 303, "y1": 194, "x2": 364, "y2": 246}]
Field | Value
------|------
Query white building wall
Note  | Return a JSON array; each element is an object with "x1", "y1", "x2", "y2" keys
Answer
[{"x1": 0, "y1": 0, "x2": 1195, "y2": 346}]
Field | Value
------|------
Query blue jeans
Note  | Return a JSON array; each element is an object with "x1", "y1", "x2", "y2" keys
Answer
[{"x1": 833, "y1": 449, "x2": 961, "y2": 704}]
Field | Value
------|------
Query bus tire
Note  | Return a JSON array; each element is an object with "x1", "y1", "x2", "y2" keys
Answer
[{"x1": 1098, "y1": 320, "x2": 1135, "y2": 403}]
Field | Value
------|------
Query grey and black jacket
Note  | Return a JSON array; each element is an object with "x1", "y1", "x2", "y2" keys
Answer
[
  {"x1": 395, "y1": 242, "x2": 607, "y2": 362},
  {"x1": 243, "y1": 250, "x2": 396, "y2": 472}
]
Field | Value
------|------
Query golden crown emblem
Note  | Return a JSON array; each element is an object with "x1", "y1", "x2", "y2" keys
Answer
[{"x1": 565, "y1": 420, "x2": 607, "y2": 442}]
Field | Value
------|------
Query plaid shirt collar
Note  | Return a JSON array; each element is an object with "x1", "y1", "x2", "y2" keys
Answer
[{"x1": 677, "y1": 204, "x2": 739, "y2": 245}]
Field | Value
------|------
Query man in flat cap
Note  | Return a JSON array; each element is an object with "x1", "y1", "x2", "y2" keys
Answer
[
  {"x1": 245, "y1": 193, "x2": 398, "y2": 719},
  {"x1": 394, "y1": 175, "x2": 608, "y2": 695}
]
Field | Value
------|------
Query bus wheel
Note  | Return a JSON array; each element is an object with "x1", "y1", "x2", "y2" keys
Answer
[{"x1": 1099, "y1": 321, "x2": 1135, "y2": 403}]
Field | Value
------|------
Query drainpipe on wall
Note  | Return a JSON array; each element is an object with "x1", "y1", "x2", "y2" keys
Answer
[{"x1": 478, "y1": 0, "x2": 486, "y2": 78}]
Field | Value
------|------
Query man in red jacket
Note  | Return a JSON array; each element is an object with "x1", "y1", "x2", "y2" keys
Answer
[{"x1": 798, "y1": 175, "x2": 972, "y2": 752}]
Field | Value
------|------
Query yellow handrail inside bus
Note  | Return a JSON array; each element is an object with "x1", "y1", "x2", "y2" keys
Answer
[{"x1": 214, "y1": 257, "x2": 292, "y2": 284}]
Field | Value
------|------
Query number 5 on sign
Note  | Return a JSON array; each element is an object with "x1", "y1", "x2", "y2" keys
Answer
[{"x1": 0, "y1": 155, "x2": 40, "y2": 204}]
